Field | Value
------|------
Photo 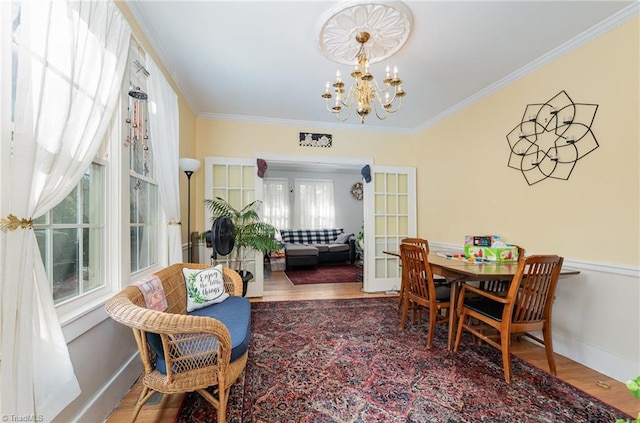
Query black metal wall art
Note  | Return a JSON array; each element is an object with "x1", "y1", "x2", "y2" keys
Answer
[{"x1": 506, "y1": 90, "x2": 599, "y2": 185}]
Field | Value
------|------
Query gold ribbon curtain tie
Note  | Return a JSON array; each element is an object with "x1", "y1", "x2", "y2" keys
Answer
[{"x1": 0, "y1": 214, "x2": 34, "y2": 231}]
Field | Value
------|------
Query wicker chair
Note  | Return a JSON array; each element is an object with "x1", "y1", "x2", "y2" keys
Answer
[
  {"x1": 105, "y1": 263, "x2": 248, "y2": 423},
  {"x1": 453, "y1": 253, "x2": 563, "y2": 383},
  {"x1": 400, "y1": 243, "x2": 451, "y2": 349}
]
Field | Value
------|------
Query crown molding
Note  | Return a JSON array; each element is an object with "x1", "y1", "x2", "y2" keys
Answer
[
  {"x1": 415, "y1": 2, "x2": 640, "y2": 134},
  {"x1": 198, "y1": 112, "x2": 414, "y2": 134},
  {"x1": 133, "y1": 1, "x2": 638, "y2": 136},
  {"x1": 125, "y1": 1, "x2": 201, "y2": 116}
]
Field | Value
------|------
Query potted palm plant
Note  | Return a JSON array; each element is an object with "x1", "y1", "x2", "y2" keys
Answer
[{"x1": 204, "y1": 197, "x2": 281, "y2": 295}]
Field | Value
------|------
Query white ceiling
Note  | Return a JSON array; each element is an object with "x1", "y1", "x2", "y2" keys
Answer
[{"x1": 125, "y1": 1, "x2": 636, "y2": 133}]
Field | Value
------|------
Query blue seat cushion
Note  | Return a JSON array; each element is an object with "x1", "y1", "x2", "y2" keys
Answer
[{"x1": 147, "y1": 296, "x2": 251, "y2": 374}]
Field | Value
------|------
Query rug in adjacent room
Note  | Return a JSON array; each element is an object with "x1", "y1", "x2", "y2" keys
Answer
[
  {"x1": 174, "y1": 297, "x2": 632, "y2": 423},
  {"x1": 285, "y1": 263, "x2": 359, "y2": 285}
]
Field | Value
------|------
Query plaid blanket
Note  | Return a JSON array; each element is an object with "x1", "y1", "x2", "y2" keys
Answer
[{"x1": 280, "y1": 228, "x2": 344, "y2": 244}]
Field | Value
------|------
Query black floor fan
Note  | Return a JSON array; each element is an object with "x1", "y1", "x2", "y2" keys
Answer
[{"x1": 210, "y1": 216, "x2": 248, "y2": 296}]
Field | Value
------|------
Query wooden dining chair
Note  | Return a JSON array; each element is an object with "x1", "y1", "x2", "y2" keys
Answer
[
  {"x1": 398, "y1": 237, "x2": 446, "y2": 310},
  {"x1": 477, "y1": 246, "x2": 525, "y2": 296},
  {"x1": 400, "y1": 243, "x2": 451, "y2": 349},
  {"x1": 453, "y1": 253, "x2": 563, "y2": 383}
]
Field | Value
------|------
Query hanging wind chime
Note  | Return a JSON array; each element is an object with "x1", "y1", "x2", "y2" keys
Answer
[{"x1": 124, "y1": 58, "x2": 151, "y2": 178}]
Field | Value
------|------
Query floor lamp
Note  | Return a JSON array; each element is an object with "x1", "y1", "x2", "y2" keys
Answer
[{"x1": 179, "y1": 158, "x2": 201, "y2": 262}]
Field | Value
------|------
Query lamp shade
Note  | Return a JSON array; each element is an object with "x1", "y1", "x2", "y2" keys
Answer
[{"x1": 179, "y1": 158, "x2": 201, "y2": 173}]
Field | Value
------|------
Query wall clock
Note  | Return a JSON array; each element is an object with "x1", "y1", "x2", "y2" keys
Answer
[{"x1": 350, "y1": 182, "x2": 363, "y2": 201}]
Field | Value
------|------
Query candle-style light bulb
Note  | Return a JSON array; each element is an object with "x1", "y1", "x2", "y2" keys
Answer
[
  {"x1": 386, "y1": 66, "x2": 390, "y2": 77},
  {"x1": 393, "y1": 66, "x2": 398, "y2": 78},
  {"x1": 325, "y1": 81, "x2": 330, "y2": 93},
  {"x1": 336, "y1": 70, "x2": 341, "y2": 82}
]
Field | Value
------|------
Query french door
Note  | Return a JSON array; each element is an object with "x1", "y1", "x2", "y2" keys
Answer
[
  {"x1": 204, "y1": 157, "x2": 416, "y2": 296},
  {"x1": 203, "y1": 157, "x2": 264, "y2": 297},
  {"x1": 362, "y1": 165, "x2": 417, "y2": 293}
]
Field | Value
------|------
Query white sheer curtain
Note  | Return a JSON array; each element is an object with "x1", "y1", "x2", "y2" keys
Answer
[
  {"x1": 295, "y1": 179, "x2": 335, "y2": 229},
  {"x1": 263, "y1": 178, "x2": 290, "y2": 229},
  {"x1": 147, "y1": 57, "x2": 181, "y2": 264},
  {"x1": 0, "y1": 1, "x2": 130, "y2": 419}
]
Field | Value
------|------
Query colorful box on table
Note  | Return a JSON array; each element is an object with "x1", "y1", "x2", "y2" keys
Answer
[{"x1": 464, "y1": 235, "x2": 518, "y2": 262}]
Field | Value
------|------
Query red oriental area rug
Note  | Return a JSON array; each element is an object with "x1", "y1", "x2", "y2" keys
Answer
[
  {"x1": 174, "y1": 297, "x2": 632, "y2": 423},
  {"x1": 284, "y1": 263, "x2": 359, "y2": 285}
]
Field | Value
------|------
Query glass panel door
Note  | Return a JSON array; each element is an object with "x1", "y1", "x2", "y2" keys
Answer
[
  {"x1": 204, "y1": 157, "x2": 263, "y2": 296},
  {"x1": 362, "y1": 165, "x2": 416, "y2": 293}
]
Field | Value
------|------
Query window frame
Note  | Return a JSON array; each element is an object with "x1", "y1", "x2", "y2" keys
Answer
[
  {"x1": 293, "y1": 178, "x2": 336, "y2": 229},
  {"x1": 61, "y1": 42, "x2": 169, "y2": 335},
  {"x1": 262, "y1": 177, "x2": 290, "y2": 229},
  {"x1": 2, "y1": 6, "x2": 170, "y2": 341}
]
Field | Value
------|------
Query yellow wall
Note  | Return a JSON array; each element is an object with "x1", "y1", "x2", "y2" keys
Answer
[
  {"x1": 118, "y1": 0, "x2": 638, "y2": 267},
  {"x1": 190, "y1": 120, "x2": 417, "y2": 234},
  {"x1": 415, "y1": 17, "x2": 639, "y2": 266}
]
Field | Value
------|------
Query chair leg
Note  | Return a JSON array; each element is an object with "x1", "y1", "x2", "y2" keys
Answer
[
  {"x1": 425, "y1": 307, "x2": 437, "y2": 349},
  {"x1": 218, "y1": 382, "x2": 228, "y2": 423},
  {"x1": 400, "y1": 293, "x2": 410, "y2": 329},
  {"x1": 500, "y1": 330, "x2": 512, "y2": 383},
  {"x1": 453, "y1": 311, "x2": 466, "y2": 352},
  {"x1": 542, "y1": 322, "x2": 557, "y2": 375},
  {"x1": 397, "y1": 280, "x2": 405, "y2": 310},
  {"x1": 199, "y1": 382, "x2": 226, "y2": 423},
  {"x1": 130, "y1": 386, "x2": 156, "y2": 423}
]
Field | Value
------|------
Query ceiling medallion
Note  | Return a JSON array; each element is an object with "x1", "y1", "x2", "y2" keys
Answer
[
  {"x1": 318, "y1": 1, "x2": 413, "y2": 65},
  {"x1": 319, "y1": 1, "x2": 413, "y2": 124}
]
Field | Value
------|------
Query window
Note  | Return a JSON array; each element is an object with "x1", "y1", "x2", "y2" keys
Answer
[
  {"x1": 294, "y1": 179, "x2": 335, "y2": 229},
  {"x1": 263, "y1": 178, "x2": 290, "y2": 229},
  {"x1": 130, "y1": 176, "x2": 159, "y2": 271},
  {"x1": 8, "y1": 3, "x2": 163, "y2": 317},
  {"x1": 34, "y1": 164, "x2": 105, "y2": 304},
  {"x1": 12, "y1": 3, "x2": 107, "y2": 307},
  {"x1": 128, "y1": 46, "x2": 159, "y2": 274}
]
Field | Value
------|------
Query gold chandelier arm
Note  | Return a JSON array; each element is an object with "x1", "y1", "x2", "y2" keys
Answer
[{"x1": 324, "y1": 96, "x2": 354, "y2": 122}]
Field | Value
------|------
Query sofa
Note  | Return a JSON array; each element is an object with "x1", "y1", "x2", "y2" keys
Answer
[
  {"x1": 280, "y1": 228, "x2": 356, "y2": 270},
  {"x1": 104, "y1": 263, "x2": 250, "y2": 423}
]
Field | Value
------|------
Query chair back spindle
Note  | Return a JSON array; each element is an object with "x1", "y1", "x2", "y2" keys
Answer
[{"x1": 400, "y1": 242, "x2": 451, "y2": 349}]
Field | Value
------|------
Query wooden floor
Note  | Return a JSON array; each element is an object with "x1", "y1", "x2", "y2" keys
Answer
[{"x1": 106, "y1": 271, "x2": 639, "y2": 422}]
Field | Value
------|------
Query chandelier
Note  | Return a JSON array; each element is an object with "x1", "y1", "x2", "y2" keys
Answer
[
  {"x1": 322, "y1": 31, "x2": 405, "y2": 124},
  {"x1": 318, "y1": 1, "x2": 413, "y2": 124}
]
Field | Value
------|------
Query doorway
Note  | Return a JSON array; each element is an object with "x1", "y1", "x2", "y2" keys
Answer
[{"x1": 255, "y1": 153, "x2": 371, "y2": 294}]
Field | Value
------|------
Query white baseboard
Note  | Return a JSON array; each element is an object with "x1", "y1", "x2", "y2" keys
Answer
[
  {"x1": 552, "y1": 332, "x2": 639, "y2": 383},
  {"x1": 62, "y1": 353, "x2": 141, "y2": 423}
]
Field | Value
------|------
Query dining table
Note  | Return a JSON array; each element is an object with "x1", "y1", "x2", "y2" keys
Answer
[{"x1": 383, "y1": 250, "x2": 580, "y2": 350}]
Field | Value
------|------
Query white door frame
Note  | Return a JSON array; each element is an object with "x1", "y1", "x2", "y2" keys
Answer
[{"x1": 254, "y1": 152, "x2": 373, "y2": 293}]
